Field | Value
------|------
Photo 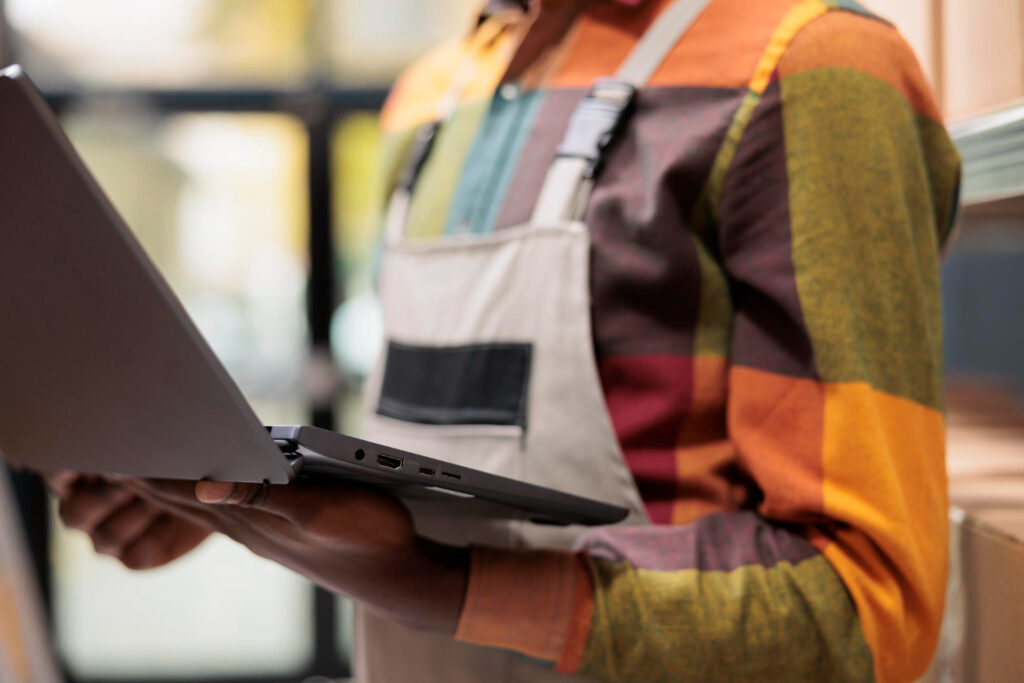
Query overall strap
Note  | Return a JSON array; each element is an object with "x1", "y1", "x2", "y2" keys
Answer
[
  {"x1": 384, "y1": 50, "x2": 482, "y2": 244},
  {"x1": 530, "y1": 0, "x2": 713, "y2": 225}
]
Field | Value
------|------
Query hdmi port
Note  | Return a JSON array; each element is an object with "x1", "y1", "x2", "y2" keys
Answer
[{"x1": 376, "y1": 454, "x2": 403, "y2": 470}]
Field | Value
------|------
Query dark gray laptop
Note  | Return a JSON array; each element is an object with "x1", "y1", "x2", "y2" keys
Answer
[{"x1": 0, "y1": 65, "x2": 627, "y2": 527}]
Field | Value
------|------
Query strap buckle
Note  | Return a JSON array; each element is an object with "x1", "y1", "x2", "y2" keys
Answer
[{"x1": 555, "y1": 78, "x2": 637, "y2": 179}]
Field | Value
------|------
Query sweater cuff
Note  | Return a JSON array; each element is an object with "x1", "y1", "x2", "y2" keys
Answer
[{"x1": 454, "y1": 546, "x2": 593, "y2": 666}]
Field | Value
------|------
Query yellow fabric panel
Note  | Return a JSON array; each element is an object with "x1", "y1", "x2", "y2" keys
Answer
[
  {"x1": 380, "y1": 13, "x2": 519, "y2": 134},
  {"x1": 821, "y1": 382, "x2": 947, "y2": 683},
  {"x1": 748, "y1": 0, "x2": 829, "y2": 94},
  {"x1": 402, "y1": 99, "x2": 492, "y2": 240}
]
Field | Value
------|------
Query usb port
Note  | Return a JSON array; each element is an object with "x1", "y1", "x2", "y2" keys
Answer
[
  {"x1": 419, "y1": 467, "x2": 435, "y2": 476},
  {"x1": 376, "y1": 454, "x2": 403, "y2": 470}
]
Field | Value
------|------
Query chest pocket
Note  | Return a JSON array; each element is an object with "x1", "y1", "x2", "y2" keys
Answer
[{"x1": 377, "y1": 341, "x2": 532, "y2": 429}]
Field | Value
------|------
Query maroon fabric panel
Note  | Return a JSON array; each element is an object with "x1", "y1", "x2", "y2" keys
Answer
[
  {"x1": 578, "y1": 510, "x2": 820, "y2": 571},
  {"x1": 598, "y1": 354, "x2": 694, "y2": 523},
  {"x1": 718, "y1": 80, "x2": 817, "y2": 379}
]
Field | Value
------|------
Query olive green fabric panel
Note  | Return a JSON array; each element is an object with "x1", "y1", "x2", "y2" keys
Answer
[
  {"x1": 404, "y1": 98, "x2": 490, "y2": 240},
  {"x1": 692, "y1": 237, "x2": 733, "y2": 357},
  {"x1": 379, "y1": 126, "x2": 417, "y2": 200},
  {"x1": 917, "y1": 113, "x2": 963, "y2": 247},
  {"x1": 782, "y1": 67, "x2": 946, "y2": 411},
  {"x1": 578, "y1": 555, "x2": 874, "y2": 682}
]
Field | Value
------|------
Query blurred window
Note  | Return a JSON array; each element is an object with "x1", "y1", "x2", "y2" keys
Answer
[
  {"x1": 331, "y1": 113, "x2": 384, "y2": 391},
  {"x1": 6, "y1": 0, "x2": 312, "y2": 88},
  {"x1": 326, "y1": 0, "x2": 479, "y2": 85},
  {"x1": 1, "y1": 0, "x2": 478, "y2": 680},
  {"x1": 7, "y1": 0, "x2": 480, "y2": 89},
  {"x1": 50, "y1": 111, "x2": 314, "y2": 679}
]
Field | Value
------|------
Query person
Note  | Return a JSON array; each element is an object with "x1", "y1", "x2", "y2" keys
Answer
[{"x1": 49, "y1": 0, "x2": 961, "y2": 681}]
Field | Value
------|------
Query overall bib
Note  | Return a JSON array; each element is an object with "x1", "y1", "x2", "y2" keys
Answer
[{"x1": 356, "y1": 2, "x2": 711, "y2": 680}]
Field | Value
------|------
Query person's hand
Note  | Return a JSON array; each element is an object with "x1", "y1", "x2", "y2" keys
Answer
[
  {"x1": 129, "y1": 478, "x2": 469, "y2": 634},
  {"x1": 46, "y1": 473, "x2": 213, "y2": 570}
]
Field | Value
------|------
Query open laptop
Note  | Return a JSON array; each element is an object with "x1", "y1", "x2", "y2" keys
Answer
[{"x1": 0, "y1": 65, "x2": 627, "y2": 528}]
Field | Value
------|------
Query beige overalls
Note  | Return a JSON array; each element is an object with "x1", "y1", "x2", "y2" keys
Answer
[{"x1": 356, "y1": 1, "x2": 711, "y2": 680}]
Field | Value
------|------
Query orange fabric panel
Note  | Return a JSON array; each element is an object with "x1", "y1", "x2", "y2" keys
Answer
[
  {"x1": 548, "y1": 0, "x2": 802, "y2": 88},
  {"x1": 673, "y1": 355, "x2": 746, "y2": 524},
  {"x1": 554, "y1": 555, "x2": 595, "y2": 674},
  {"x1": 0, "y1": 581, "x2": 30, "y2": 681},
  {"x1": 777, "y1": 10, "x2": 943, "y2": 120},
  {"x1": 381, "y1": 16, "x2": 518, "y2": 133},
  {"x1": 456, "y1": 546, "x2": 584, "y2": 661},
  {"x1": 728, "y1": 366, "x2": 826, "y2": 520},
  {"x1": 820, "y1": 382, "x2": 947, "y2": 683}
]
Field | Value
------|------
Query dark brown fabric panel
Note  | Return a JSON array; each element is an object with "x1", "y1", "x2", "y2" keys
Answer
[
  {"x1": 497, "y1": 87, "x2": 746, "y2": 358},
  {"x1": 718, "y1": 80, "x2": 818, "y2": 379}
]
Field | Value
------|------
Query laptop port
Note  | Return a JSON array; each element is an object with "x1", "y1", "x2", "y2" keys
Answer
[
  {"x1": 419, "y1": 467, "x2": 435, "y2": 476},
  {"x1": 376, "y1": 454, "x2": 403, "y2": 470},
  {"x1": 441, "y1": 471, "x2": 461, "y2": 480}
]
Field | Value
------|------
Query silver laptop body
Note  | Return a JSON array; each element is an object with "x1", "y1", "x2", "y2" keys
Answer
[{"x1": 0, "y1": 65, "x2": 626, "y2": 527}]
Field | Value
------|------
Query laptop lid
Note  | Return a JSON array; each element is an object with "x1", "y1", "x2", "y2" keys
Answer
[{"x1": 0, "y1": 65, "x2": 294, "y2": 484}]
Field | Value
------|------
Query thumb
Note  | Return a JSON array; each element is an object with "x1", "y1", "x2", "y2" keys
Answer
[
  {"x1": 195, "y1": 480, "x2": 247, "y2": 504},
  {"x1": 195, "y1": 480, "x2": 307, "y2": 522}
]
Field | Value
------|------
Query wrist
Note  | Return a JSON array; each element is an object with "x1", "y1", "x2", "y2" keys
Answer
[{"x1": 363, "y1": 539, "x2": 470, "y2": 634}]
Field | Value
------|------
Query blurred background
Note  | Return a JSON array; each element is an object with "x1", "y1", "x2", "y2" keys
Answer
[
  {"x1": 0, "y1": 0, "x2": 1022, "y2": 682},
  {"x1": 0, "y1": 1, "x2": 479, "y2": 681}
]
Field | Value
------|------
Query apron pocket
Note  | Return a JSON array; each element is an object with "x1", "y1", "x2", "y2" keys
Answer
[{"x1": 377, "y1": 340, "x2": 532, "y2": 429}]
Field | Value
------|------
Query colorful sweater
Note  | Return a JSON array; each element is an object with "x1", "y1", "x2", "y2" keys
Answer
[{"x1": 378, "y1": 0, "x2": 961, "y2": 680}]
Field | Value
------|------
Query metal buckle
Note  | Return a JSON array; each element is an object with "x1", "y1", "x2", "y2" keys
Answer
[{"x1": 555, "y1": 78, "x2": 637, "y2": 179}]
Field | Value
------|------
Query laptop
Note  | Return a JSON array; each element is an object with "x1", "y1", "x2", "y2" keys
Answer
[{"x1": 0, "y1": 65, "x2": 627, "y2": 528}]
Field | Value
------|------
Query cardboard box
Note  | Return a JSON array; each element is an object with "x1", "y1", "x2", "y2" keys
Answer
[
  {"x1": 924, "y1": 509, "x2": 1024, "y2": 682},
  {"x1": 921, "y1": 389, "x2": 1024, "y2": 682}
]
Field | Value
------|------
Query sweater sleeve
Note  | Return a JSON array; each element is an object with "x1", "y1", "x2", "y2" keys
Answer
[{"x1": 454, "y1": 7, "x2": 961, "y2": 683}]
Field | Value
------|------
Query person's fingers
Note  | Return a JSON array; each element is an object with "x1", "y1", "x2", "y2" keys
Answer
[
  {"x1": 42, "y1": 471, "x2": 78, "y2": 497},
  {"x1": 195, "y1": 479, "x2": 413, "y2": 549},
  {"x1": 195, "y1": 481, "x2": 271, "y2": 506},
  {"x1": 133, "y1": 478, "x2": 295, "y2": 540},
  {"x1": 194, "y1": 480, "x2": 316, "y2": 529},
  {"x1": 90, "y1": 496, "x2": 163, "y2": 557},
  {"x1": 118, "y1": 514, "x2": 212, "y2": 571},
  {"x1": 123, "y1": 479, "x2": 231, "y2": 524},
  {"x1": 59, "y1": 479, "x2": 135, "y2": 533},
  {"x1": 195, "y1": 480, "x2": 327, "y2": 521},
  {"x1": 123, "y1": 478, "x2": 203, "y2": 506},
  {"x1": 126, "y1": 481, "x2": 229, "y2": 531}
]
